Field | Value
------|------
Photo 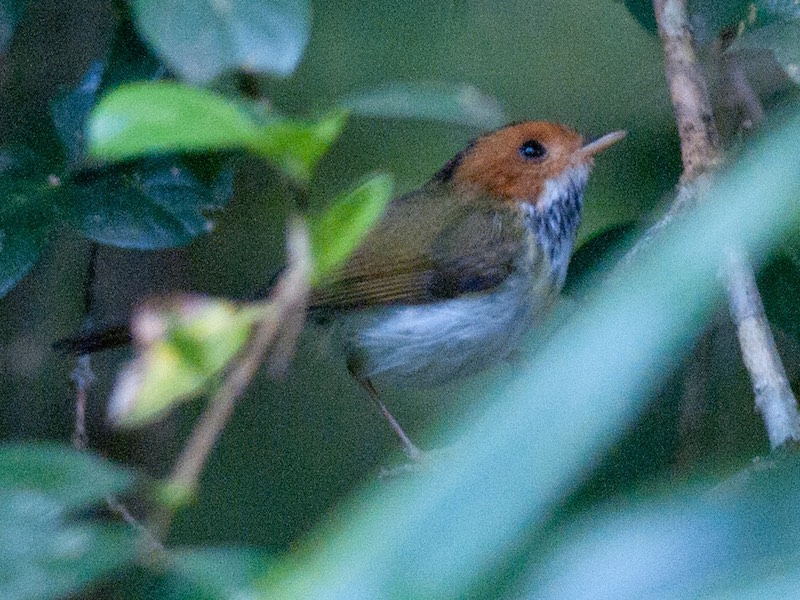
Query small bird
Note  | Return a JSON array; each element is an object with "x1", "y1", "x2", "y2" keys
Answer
[
  {"x1": 309, "y1": 121, "x2": 625, "y2": 458},
  {"x1": 56, "y1": 121, "x2": 624, "y2": 460}
]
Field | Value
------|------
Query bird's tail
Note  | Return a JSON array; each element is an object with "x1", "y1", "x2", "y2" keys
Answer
[{"x1": 52, "y1": 324, "x2": 132, "y2": 355}]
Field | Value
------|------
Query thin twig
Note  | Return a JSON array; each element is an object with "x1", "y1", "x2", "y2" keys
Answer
[
  {"x1": 649, "y1": 0, "x2": 800, "y2": 449},
  {"x1": 154, "y1": 217, "x2": 312, "y2": 535},
  {"x1": 70, "y1": 242, "x2": 166, "y2": 554},
  {"x1": 725, "y1": 249, "x2": 800, "y2": 448}
]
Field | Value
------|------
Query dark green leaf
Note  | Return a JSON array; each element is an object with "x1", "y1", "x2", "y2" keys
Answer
[
  {"x1": 68, "y1": 160, "x2": 223, "y2": 249},
  {"x1": 749, "y1": 0, "x2": 800, "y2": 25},
  {"x1": 759, "y1": 251, "x2": 800, "y2": 344},
  {"x1": 130, "y1": 0, "x2": 310, "y2": 82},
  {"x1": 341, "y1": 82, "x2": 506, "y2": 130},
  {"x1": 0, "y1": 175, "x2": 57, "y2": 298},
  {"x1": 732, "y1": 21, "x2": 800, "y2": 83},
  {"x1": 308, "y1": 174, "x2": 393, "y2": 285},
  {"x1": 51, "y1": 61, "x2": 104, "y2": 168},
  {"x1": 101, "y1": 16, "x2": 165, "y2": 91},
  {"x1": 0, "y1": 443, "x2": 133, "y2": 508}
]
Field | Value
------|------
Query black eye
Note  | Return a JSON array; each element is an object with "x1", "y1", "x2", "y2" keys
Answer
[{"x1": 519, "y1": 139, "x2": 547, "y2": 160}]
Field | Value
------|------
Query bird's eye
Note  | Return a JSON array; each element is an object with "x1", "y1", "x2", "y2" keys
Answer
[{"x1": 519, "y1": 139, "x2": 547, "y2": 160}]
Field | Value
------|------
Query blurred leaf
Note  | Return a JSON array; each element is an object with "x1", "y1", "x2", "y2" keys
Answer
[
  {"x1": 0, "y1": 444, "x2": 136, "y2": 600},
  {"x1": 258, "y1": 110, "x2": 800, "y2": 599},
  {"x1": 341, "y1": 82, "x2": 506, "y2": 130},
  {"x1": 109, "y1": 296, "x2": 265, "y2": 426},
  {"x1": 0, "y1": 176, "x2": 57, "y2": 298},
  {"x1": 100, "y1": 16, "x2": 165, "y2": 92},
  {"x1": 308, "y1": 174, "x2": 392, "y2": 286},
  {"x1": 732, "y1": 21, "x2": 800, "y2": 84},
  {"x1": 0, "y1": 0, "x2": 29, "y2": 54},
  {"x1": 0, "y1": 491, "x2": 136, "y2": 600},
  {"x1": 68, "y1": 160, "x2": 223, "y2": 249},
  {"x1": 89, "y1": 82, "x2": 346, "y2": 184},
  {"x1": 255, "y1": 111, "x2": 347, "y2": 184},
  {"x1": 0, "y1": 443, "x2": 133, "y2": 508},
  {"x1": 170, "y1": 547, "x2": 273, "y2": 598},
  {"x1": 51, "y1": 61, "x2": 104, "y2": 168},
  {"x1": 621, "y1": 0, "x2": 751, "y2": 42},
  {"x1": 89, "y1": 82, "x2": 261, "y2": 161},
  {"x1": 129, "y1": 0, "x2": 310, "y2": 82},
  {"x1": 524, "y1": 453, "x2": 800, "y2": 599}
]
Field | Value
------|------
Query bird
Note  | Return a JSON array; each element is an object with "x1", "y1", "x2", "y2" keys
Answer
[
  {"x1": 308, "y1": 121, "x2": 625, "y2": 459},
  {"x1": 56, "y1": 121, "x2": 625, "y2": 460}
]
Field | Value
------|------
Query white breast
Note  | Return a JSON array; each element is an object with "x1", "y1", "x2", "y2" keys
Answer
[{"x1": 335, "y1": 266, "x2": 555, "y2": 387}]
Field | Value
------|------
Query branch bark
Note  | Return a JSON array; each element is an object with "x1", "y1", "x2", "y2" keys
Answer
[{"x1": 651, "y1": 0, "x2": 800, "y2": 449}]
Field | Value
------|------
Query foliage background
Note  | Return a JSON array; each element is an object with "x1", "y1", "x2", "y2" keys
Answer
[{"x1": 1, "y1": 0, "x2": 800, "y2": 597}]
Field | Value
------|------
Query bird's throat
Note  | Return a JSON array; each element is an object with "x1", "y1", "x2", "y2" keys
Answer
[{"x1": 522, "y1": 164, "x2": 589, "y2": 287}]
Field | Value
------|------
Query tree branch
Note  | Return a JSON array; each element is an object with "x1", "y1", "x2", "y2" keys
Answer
[{"x1": 651, "y1": 0, "x2": 800, "y2": 449}]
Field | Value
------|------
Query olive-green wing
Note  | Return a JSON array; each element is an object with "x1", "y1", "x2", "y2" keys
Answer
[{"x1": 309, "y1": 187, "x2": 527, "y2": 310}]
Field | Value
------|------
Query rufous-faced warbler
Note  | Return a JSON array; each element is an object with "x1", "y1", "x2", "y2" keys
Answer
[{"x1": 56, "y1": 121, "x2": 625, "y2": 460}]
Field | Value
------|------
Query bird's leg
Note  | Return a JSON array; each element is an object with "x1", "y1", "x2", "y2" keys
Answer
[{"x1": 347, "y1": 361, "x2": 422, "y2": 461}]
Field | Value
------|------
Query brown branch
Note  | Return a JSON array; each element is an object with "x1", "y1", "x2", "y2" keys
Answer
[
  {"x1": 153, "y1": 217, "x2": 312, "y2": 536},
  {"x1": 649, "y1": 0, "x2": 800, "y2": 450},
  {"x1": 653, "y1": 0, "x2": 722, "y2": 177}
]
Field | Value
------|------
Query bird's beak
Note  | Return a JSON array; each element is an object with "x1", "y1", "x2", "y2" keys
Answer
[{"x1": 580, "y1": 130, "x2": 627, "y2": 158}]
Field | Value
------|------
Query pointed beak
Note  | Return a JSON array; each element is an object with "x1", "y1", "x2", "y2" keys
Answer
[{"x1": 580, "y1": 130, "x2": 627, "y2": 159}]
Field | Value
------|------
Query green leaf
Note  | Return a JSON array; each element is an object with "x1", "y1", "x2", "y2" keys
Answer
[
  {"x1": 522, "y1": 453, "x2": 800, "y2": 599},
  {"x1": 732, "y1": 21, "x2": 800, "y2": 83},
  {"x1": 0, "y1": 174, "x2": 57, "y2": 298},
  {"x1": 341, "y1": 82, "x2": 506, "y2": 130},
  {"x1": 88, "y1": 82, "x2": 346, "y2": 184},
  {"x1": 308, "y1": 174, "x2": 392, "y2": 286},
  {"x1": 130, "y1": 0, "x2": 310, "y2": 82},
  {"x1": 0, "y1": 444, "x2": 136, "y2": 600},
  {"x1": 68, "y1": 160, "x2": 223, "y2": 249},
  {"x1": 255, "y1": 110, "x2": 347, "y2": 184},
  {"x1": 100, "y1": 16, "x2": 165, "y2": 92},
  {"x1": 89, "y1": 82, "x2": 262, "y2": 161},
  {"x1": 0, "y1": 443, "x2": 133, "y2": 508},
  {"x1": 0, "y1": 491, "x2": 136, "y2": 600},
  {"x1": 51, "y1": 61, "x2": 105, "y2": 168},
  {"x1": 170, "y1": 548, "x2": 273, "y2": 598},
  {"x1": 109, "y1": 296, "x2": 265, "y2": 426}
]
